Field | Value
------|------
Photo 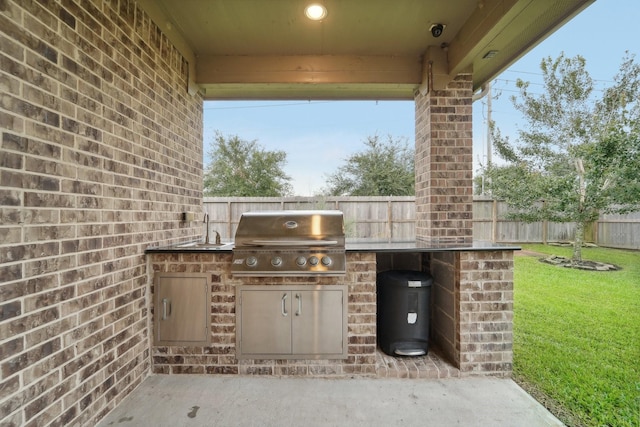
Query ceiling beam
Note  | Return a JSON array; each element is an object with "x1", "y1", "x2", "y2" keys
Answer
[
  {"x1": 446, "y1": 0, "x2": 521, "y2": 77},
  {"x1": 196, "y1": 55, "x2": 423, "y2": 85},
  {"x1": 447, "y1": 0, "x2": 595, "y2": 90},
  {"x1": 200, "y1": 83, "x2": 418, "y2": 100}
]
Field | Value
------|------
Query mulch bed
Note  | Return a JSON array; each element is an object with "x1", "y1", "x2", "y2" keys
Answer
[
  {"x1": 538, "y1": 255, "x2": 621, "y2": 271},
  {"x1": 515, "y1": 243, "x2": 622, "y2": 271}
]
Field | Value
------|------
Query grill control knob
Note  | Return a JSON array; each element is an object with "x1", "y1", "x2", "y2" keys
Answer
[
  {"x1": 295, "y1": 256, "x2": 307, "y2": 267},
  {"x1": 321, "y1": 256, "x2": 332, "y2": 266},
  {"x1": 271, "y1": 256, "x2": 283, "y2": 267},
  {"x1": 308, "y1": 256, "x2": 319, "y2": 266},
  {"x1": 245, "y1": 256, "x2": 258, "y2": 267}
]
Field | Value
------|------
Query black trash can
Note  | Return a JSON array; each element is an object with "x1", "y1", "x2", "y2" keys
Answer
[{"x1": 377, "y1": 270, "x2": 432, "y2": 357}]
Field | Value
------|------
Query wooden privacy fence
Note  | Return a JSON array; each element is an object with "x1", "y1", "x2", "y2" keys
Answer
[
  {"x1": 203, "y1": 196, "x2": 640, "y2": 250},
  {"x1": 203, "y1": 196, "x2": 416, "y2": 243},
  {"x1": 473, "y1": 196, "x2": 640, "y2": 250}
]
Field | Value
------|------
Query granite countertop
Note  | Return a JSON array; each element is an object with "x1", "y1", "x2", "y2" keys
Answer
[
  {"x1": 345, "y1": 240, "x2": 521, "y2": 252},
  {"x1": 145, "y1": 242, "x2": 235, "y2": 253},
  {"x1": 145, "y1": 240, "x2": 520, "y2": 253}
]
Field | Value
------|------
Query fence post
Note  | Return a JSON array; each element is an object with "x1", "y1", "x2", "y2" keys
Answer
[
  {"x1": 387, "y1": 199, "x2": 392, "y2": 242},
  {"x1": 491, "y1": 199, "x2": 497, "y2": 243},
  {"x1": 227, "y1": 201, "x2": 232, "y2": 239},
  {"x1": 542, "y1": 200, "x2": 547, "y2": 244},
  {"x1": 585, "y1": 220, "x2": 597, "y2": 243}
]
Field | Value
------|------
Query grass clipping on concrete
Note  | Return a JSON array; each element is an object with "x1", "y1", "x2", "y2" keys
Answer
[{"x1": 514, "y1": 244, "x2": 640, "y2": 427}]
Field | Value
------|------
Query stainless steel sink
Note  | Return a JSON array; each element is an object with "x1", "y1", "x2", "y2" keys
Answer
[{"x1": 174, "y1": 242, "x2": 234, "y2": 250}]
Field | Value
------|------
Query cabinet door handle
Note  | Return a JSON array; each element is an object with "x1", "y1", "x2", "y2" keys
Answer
[
  {"x1": 281, "y1": 293, "x2": 288, "y2": 316},
  {"x1": 162, "y1": 298, "x2": 171, "y2": 320},
  {"x1": 295, "y1": 293, "x2": 302, "y2": 316}
]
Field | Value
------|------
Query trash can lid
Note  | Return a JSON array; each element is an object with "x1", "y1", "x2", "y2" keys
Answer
[{"x1": 377, "y1": 270, "x2": 433, "y2": 287}]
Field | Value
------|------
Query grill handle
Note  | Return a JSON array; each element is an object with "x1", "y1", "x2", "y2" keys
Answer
[
  {"x1": 243, "y1": 239, "x2": 338, "y2": 247},
  {"x1": 295, "y1": 293, "x2": 302, "y2": 316}
]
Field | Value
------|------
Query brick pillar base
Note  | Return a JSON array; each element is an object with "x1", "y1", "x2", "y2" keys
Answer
[
  {"x1": 459, "y1": 250, "x2": 514, "y2": 375},
  {"x1": 430, "y1": 250, "x2": 514, "y2": 377}
]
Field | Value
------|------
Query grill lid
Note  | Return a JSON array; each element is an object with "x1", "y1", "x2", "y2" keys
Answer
[
  {"x1": 232, "y1": 210, "x2": 346, "y2": 276},
  {"x1": 233, "y1": 210, "x2": 345, "y2": 247}
]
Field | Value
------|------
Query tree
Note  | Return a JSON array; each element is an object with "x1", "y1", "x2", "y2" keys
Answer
[
  {"x1": 486, "y1": 53, "x2": 640, "y2": 262},
  {"x1": 204, "y1": 131, "x2": 293, "y2": 196},
  {"x1": 322, "y1": 134, "x2": 414, "y2": 196}
]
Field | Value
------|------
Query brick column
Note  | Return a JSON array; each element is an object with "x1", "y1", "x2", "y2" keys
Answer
[
  {"x1": 415, "y1": 76, "x2": 513, "y2": 376},
  {"x1": 414, "y1": 75, "x2": 473, "y2": 243}
]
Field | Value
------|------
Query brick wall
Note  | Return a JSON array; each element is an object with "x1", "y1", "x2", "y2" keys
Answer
[
  {"x1": 150, "y1": 252, "x2": 378, "y2": 377},
  {"x1": 430, "y1": 252, "x2": 458, "y2": 363},
  {"x1": 414, "y1": 75, "x2": 473, "y2": 243},
  {"x1": 458, "y1": 250, "x2": 513, "y2": 375},
  {"x1": 1, "y1": 1, "x2": 203, "y2": 426},
  {"x1": 429, "y1": 250, "x2": 513, "y2": 376}
]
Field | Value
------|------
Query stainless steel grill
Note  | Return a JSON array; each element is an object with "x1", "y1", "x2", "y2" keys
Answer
[{"x1": 231, "y1": 210, "x2": 346, "y2": 276}]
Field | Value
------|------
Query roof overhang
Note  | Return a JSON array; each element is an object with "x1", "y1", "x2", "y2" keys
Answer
[{"x1": 139, "y1": 0, "x2": 595, "y2": 100}]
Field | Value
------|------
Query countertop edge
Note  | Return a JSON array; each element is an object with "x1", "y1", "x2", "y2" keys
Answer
[{"x1": 145, "y1": 241, "x2": 521, "y2": 254}]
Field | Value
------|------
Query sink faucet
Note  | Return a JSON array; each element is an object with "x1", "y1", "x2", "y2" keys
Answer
[
  {"x1": 203, "y1": 213, "x2": 210, "y2": 244},
  {"x1": 203, "y1": 213, "x2": 221, "y2": 245}
]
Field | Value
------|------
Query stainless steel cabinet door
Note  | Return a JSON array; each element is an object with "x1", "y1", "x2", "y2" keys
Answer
[
  {"x1": 236, "y1": 285, "x2": 348, "y2": 359},
  {"x1": 292, "y1": 290, "x2": 344, "y2": 355},
  {"x1": 239, "y1": 289, "x2": 292, "y2": 355},
  {"x1": 155, "y1": 273, "x2": 210, "y2": 345}
]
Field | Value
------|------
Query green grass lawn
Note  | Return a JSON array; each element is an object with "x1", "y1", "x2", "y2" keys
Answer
[{"x1": 514, "y1": 244, "x2": 640, "y2": 427}]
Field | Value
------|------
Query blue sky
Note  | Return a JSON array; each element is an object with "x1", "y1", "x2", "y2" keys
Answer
[{"x1": 203, "y1": 0, "x2": 640, "y2": 196}]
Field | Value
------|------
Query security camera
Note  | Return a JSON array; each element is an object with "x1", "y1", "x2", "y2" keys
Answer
[{"x1": 430, "y1": 23, "x2": 444, "y2": 38}]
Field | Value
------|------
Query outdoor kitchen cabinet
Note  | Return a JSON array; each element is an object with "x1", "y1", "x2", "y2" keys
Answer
[
  {"x1": 236, "y1": 285, "x2": 348, "y2": 359},
  {"x1": 154, "y1": 272, "x2": 210, "y2": 346}
]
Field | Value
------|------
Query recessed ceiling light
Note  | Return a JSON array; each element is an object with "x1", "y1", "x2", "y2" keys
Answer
[{"x1": 305, "y1": 4, "x2": 327, "y2": 21}]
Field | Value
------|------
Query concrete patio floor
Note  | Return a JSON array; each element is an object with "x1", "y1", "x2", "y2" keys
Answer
[{"x1": 96, "y1": 375, "x2": 564, "y2": 427}]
